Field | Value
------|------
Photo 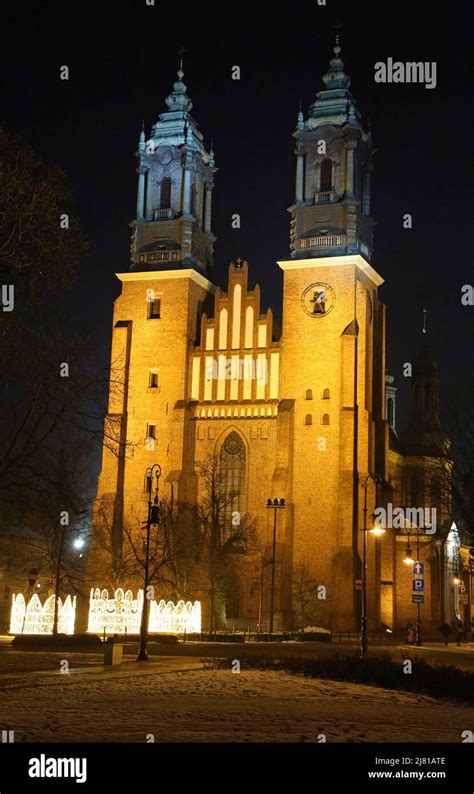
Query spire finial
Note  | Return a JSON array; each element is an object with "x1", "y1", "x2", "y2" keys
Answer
[
  {"x1": 332, "y1": 20, "x2": 344, "y2": 52},
  {"x1": 139, "y1": 121, "x2": 146, "y2": 151},
  {"x1": 297, "y1": 100, "x2": 305, "y2": 130},
  {"x1": 178, "y1": 45, "x2": 187, "y2": 72},
  {"x1": 422, "y1": 308, "x2": 428, "y2": 335}
]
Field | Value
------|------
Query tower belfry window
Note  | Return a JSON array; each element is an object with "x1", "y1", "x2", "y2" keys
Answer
[
  {"x1": 160, "y1": 177, "x2": 171, "y2": 209},
  {"x1": 320, "y1": 158, "x2": 332, "y2": 193}
]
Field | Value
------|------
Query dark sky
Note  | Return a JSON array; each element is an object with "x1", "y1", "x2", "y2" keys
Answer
[{"x1": 2, "y1": 0, "x2": 473, "y2": 426}]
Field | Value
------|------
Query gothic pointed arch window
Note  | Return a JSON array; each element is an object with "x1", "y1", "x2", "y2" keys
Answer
[
  {"x1": 220, "y1": 432, "x2": 246, "y2": 524},
  {"x1": 160, "y1": 177, "x2": 171, "y2": 209},
  {"x1": 320, "y1": 158, "x2": 333, "y2": 192}
]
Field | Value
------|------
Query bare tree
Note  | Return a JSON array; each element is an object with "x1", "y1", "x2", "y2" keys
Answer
[
  {"x1": 0, "y1": 435, "x2": 93, "y2": 633},
  {"x1": 292, "y1": 561, "x2": 321, "y2": 631},
  {"x1": 193, "y1": 455, "x2": 256, "y2": 633}
]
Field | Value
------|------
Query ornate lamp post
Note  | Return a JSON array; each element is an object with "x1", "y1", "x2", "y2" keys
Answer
[
  {"x1": 265, "y1": 498, "x2": 286, "y2": 634},
  {"x1": 137, "y1": 464, "x2": 161, "y2": 662},
  {"x1": 360, "y1": 474, "x2": 382, "y2": 659}
]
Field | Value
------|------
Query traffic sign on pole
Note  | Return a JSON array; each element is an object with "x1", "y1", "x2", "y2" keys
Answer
[
  {"x1": 413, "y1": 562, "x2": 424, "y2": 576},
  {"x1": 412, "y1": 594, "x2": 424, "y2": 604},
  {"x1": 413, "y1": 579, "x2": 424, "y2": 592}
]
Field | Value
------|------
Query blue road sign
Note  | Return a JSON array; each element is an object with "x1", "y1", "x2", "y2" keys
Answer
[
  {"x1": 412, "y1": 594, "x2": 424, "y2": 604},
  {"x1": 413, "y1": 562, "x2": 424, "y2": 576},
  {"x1": 413, "y1": 579, "x2": 424, "y2": 592}
]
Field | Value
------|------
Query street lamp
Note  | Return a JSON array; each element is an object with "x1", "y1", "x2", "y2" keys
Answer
[
  {"x1": 360, "y1": 474, "x2": 382, "y2": 659},
  {"x1": 265, "y1": 498, "x2": 286, "y2": 634},
  {"x1": 137, "y1": 464, "x2": 161, "y2": 662}
]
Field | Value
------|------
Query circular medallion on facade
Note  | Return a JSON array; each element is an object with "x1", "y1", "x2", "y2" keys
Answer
[
  {"x1": 158, "y1": 148, "x2": 173, "y2": 165},
  {"x1": 222, "y1": 431, "x2": 244, "y2": 458},
  {"x1": 301, "y1": 283, "x2": 336, "y2": 318}
]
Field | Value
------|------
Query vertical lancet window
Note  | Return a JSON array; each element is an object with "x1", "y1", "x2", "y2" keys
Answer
[{"x1": 220, "y1": 432, "x2": 246, "y2": 525}]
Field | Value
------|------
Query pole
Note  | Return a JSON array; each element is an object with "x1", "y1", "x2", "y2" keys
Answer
[
  {"x1": 361, "y1": 482, "x2": 368, "y2": 659},
  {"x1": 416, "y1": 531, "x2": 422, "y2": 646},
  {"x1": 269, "y1": 507, "x2": 277, "y2": 634},
  {"x1": 137, "y1": 498, "x2": 152, "y2": 662},
  {"x1": 21, "y1": 584, "x2": 31, "y2": 635},
  {"x1": 258, "y1": 557, "x2": 264, "y2": 634}
]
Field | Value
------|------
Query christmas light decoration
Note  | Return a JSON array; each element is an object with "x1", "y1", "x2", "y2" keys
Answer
[
  {"x1": 87, "y1": 588, "x2": 201, "y2": 635},
  {"x1": 9, "y1": 593, "x2": 76, "y2": 635}
]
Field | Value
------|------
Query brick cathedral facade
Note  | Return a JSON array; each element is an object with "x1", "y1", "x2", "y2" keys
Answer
[{"x1": 89, "y1": 45, "x2": 469, "y2": 636}]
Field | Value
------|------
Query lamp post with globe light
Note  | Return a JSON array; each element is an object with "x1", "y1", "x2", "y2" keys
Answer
[{"x1": 137, "y1": 464, "x2": 161, "y2": 662}]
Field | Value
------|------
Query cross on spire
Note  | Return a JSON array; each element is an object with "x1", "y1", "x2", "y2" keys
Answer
[
  {"x1": 332, "y1": 19, "x2": 344, "y2": 47},
  {"x1": 178, "y1": 45, "x2": 187, "y2": 71}
]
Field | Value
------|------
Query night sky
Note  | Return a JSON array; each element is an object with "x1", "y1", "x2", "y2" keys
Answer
[{"x1": 2, "y1": 0, "x2": 473, "y2": 426}]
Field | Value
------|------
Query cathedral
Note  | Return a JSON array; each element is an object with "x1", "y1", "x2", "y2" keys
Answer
[{"x1": 90, "y1": 42, "x2": 470, "y2": 637}]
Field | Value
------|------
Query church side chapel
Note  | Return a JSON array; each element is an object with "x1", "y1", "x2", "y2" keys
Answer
[{"x1": 88, "y1": 41, "x2": 470, "y2": 637}]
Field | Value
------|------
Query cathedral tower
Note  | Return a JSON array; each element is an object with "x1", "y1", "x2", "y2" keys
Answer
[
  {"x1": 279, "y1": 40, "x2": 385, "y2": 631},
  {"x1": 131, "y1": 67, "x2": 217, "y2": 277},
  {"x1": 290, "y1": 41, "x2": 374, "y2": 262},
  {"x1": 90, "y1": 66, "x2": 217, "y2": 589}
]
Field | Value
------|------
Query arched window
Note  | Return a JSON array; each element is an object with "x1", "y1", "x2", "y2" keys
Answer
[
  {"x1": 320, "y1": 159, "x2": 333, "y2": 192},
  {"x1": 160, "y1": 177, "x2": 171, "y2": 209},
  {"x1": 322, "y1": 413, "x2": 330, "y2": 426},
  {"x1": 322, "y1": 388, "x2": 330, "y2": 400},
  {"x1": 305, "y1": 389, "x2": 313, "y2": 400},
  {"x1": 305, "y1": 414, "x2": 312, "y2": 426},
  {"x1": 220, "y1": 432, "x2": 246, "y2": 524}
]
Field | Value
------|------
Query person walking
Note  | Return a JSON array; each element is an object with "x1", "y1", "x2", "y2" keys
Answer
[
  {"x1": 406, "y1": 620, "x2": 415, "y2": 644},
  {"x1": 438, "y1": 622, "x2": 452, "y2": 647},
  {"x1": 455, "y1": 617, "x2": 464, "y2": 647}
]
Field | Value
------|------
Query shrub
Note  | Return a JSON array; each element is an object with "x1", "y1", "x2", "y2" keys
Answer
[{"x1": 207, "y1": 653, "x2": 474, "y2": 704}]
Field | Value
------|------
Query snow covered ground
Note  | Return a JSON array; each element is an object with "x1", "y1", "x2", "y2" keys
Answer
[{"x1": 0, "y1": 658, "x2": 472, "y2": 743}]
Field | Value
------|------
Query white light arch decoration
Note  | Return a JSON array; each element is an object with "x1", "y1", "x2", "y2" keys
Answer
[
  {"x1": 10, "y1": 593, "x2": 76, "y2": 635},
  {"x1": 87, "y1": 589, "x2": 201, "y2": 635}
]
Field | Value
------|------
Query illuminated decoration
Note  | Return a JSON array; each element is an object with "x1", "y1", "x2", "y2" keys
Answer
[
  {"x1": 87, "y1": 588, "x2": 201, "y2": 635},
  {"x1": 10, "y1": 593, "x2": 76, "y2": 635}
]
